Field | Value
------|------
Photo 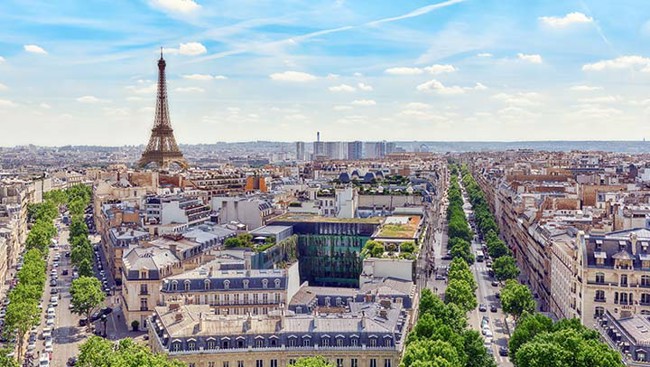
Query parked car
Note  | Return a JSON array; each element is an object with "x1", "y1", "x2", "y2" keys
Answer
[
  {"x1": 495, "y1": 292, "x2": 501, "y2": 299},
  {"x1": 479, "y1": 304, "x2": 487, "y2": 312},
  {"x1": 49, "y1": 279, "x2": 57, "y2": 287},
  {"x1": 67, "y1": 357, "x2": 77, "y2": 366},
  {"x1": 499, "y1": 346, "x2": 509, "y2": 356},
  {"x1": 39, "y1": 353, "x2": 50, "y2": 367},
  {"x1": 490, "y1": 304, "x2": 498, "y2": 313},
  {"x1": 62, "y1": 269, "x2": 69, "y2": 276},
  {"x1": 491, "y1": 280, "x2": 499, "y2": 287},
  {"x1": 79, "y1": 317, "x2": 88, "y2": 327}
]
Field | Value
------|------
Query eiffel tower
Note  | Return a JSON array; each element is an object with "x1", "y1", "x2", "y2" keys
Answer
[{"x1": 138, "y1": 48, "x2": 189, "y2": 170}]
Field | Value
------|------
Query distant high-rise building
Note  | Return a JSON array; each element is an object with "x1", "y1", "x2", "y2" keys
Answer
[
  {"x1": 295, "y1": 141, "x2": 305, "y2": 161},
  {"x1": 313, "y1": 132, "x2": 325, "y2": 159},
  {"x1": 386, "y1": 142, "x2": 396, "y2": 155},
  {"x1": 348, "y1": 141, "x2": 363, "y2": 160}
]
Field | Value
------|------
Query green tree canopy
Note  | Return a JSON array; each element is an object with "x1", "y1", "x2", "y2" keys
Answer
[
  {"x1": 77, "y1": 336, "x2": 185, "y2": 367},
  {"x1": 288, "y1": 357, "x2": 335, "y2": 367},
  {"x1": 71, "y1": 276, "x2": 105, "y2": 325},
  {"x1": 492, "y1": 256, "x2": 520, "y2": 282},
  {"x1": 444, "y1": 279, "x2": 477, "y2": 313},
  {"x1": 501, "y1": 280, "x2": 535, "y2": 321}
]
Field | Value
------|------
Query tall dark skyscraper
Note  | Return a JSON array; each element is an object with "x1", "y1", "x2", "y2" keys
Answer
[
  {"x1": 295, "y1": 141, "x2": 305, "y2": 161},
  {"x1": 348, "y1": 141, "x2": 362, "y2": 160}
]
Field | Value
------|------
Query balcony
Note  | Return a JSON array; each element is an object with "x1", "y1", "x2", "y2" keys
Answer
[
  {"x1": 594, "y1": 298, "x2": 606, "y2": 303},
  {"x1": 139, "y1": 290, "x2": 149, "y2": 295},
  {"x1": 140, "y1": 307, "x2": 149, "y2": 311}
]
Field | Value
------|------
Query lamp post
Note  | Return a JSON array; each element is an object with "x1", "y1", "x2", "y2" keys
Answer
[{"x1": 101, "y1": 314, "x2": 108, "y2": 338}]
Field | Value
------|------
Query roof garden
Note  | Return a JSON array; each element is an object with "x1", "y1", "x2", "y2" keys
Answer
[{"x1": 374, "y1": 216, "x2": 421, "y2": 239}]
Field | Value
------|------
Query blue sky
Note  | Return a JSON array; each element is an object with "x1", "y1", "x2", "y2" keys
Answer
[{"x1": 1, "y1": 0, "x2": 650, "y2": 146}]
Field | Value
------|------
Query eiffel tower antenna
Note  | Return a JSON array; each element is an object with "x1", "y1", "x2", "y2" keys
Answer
[{"x1": 137, "y1": 48, "x2": 189, "y2": 170}]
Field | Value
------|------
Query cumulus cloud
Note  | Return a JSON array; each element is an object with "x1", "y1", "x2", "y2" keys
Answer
[
  {"x1": 175, "y1": 87, "x2": 204, "y2": 93},
  {"x1": 0, "y1": 83, "x2": 8, "y2": 91},
  {"x1": 582, "y1": 55, "x2": 650, "y2": 72},
  {"x1": 0, "y1": 56, "x2": 5, "y2": 62},
  {"x1": 385, "y1": 64, "x2": 456, "y2": 76},
  {"x1": 0, "y1": 99, "x2": 16, "y2": 107},
  {"x1": 149, "y1": 0, "x2": 200, "y2": 13},
  {"x1": 329, "y1": 84, "x2": 356, "y2": 92},
  {"x1": 357, "y1": 82, "x2": 373, "y2": 91},
  {"x1": 423, "y1": 64, "x2": 457, "y2": 74},
  {"x1": 517, "y1": 53, "x2": 543, "y2": 64},
  {"x1": 351, "y1": 99, "x2": 376, "y2": 106},
  {"x1": 570, "y1": 85, "x2": 603, "y2": 91},
  {"x1": 214, "y1": 75, "x2": 227, "y2": 80},
  {"x1": 385, "y1": 67, "x2": 423, "y2": 75},
  {"x1": 126, "y1": 84, "x2": 157, "y2": 94},
  {"x1": 539, "y1": 12, "x2": 593, "y2": 27},
  {"x1": 417, "y1": 80, "x2": 486, "y2": 94},
  {"x1": 24, "y1": 44, "x2": 47, "y2": 54},
  {"x1": 76, "y1": 96, "x2": 108, "y2": 104},
  {"x1": 578, "y1": 95, "x2": 621, "y2": 104},
  {"x1": 477, "y1": 53, "x2": 493, "y2": 57},
  {"x1": 183, "y1": 74, "x2": 214, "y2": 80},
  {"x1": 493, "y1": 92, "x2": 541, "y2": 106},
  {"x1": 269, "y1": 71, "x2": 318, "y2": 82}
]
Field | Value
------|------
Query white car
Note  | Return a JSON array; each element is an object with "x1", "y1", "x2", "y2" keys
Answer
[
  {"x1": 44, "y1": 339, "x2": 53, "y2": 351},
  {"x1": 47, "y1": 307, "x2": 55, "y2": 315},
  {"x1": 27, "y1": 341, "x2": 36, "y2": 351},
  {"x1": 39, "y1": 353, "x2": 50, "y2": 367},
  {"x1": 42, "y1": 327, "x2": 51, "y2": 340},
  {"x1": 482, "y1": 328, "x2": 493, "y2": 338},
  {"x1": 49, "y1": 296, "x2": 58, "y2": 306},
  {"x1": 46, "y1": 317, "x2": 55, "y2": 326}
]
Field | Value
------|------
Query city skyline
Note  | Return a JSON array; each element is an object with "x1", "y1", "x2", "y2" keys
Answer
[{"x1": 2, "y1": 0, "x2": 650, "y2": 146}]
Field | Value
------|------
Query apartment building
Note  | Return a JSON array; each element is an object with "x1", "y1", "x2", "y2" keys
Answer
[{"x1": 144, "y1": 195, "x2": 211, "y2": 226}]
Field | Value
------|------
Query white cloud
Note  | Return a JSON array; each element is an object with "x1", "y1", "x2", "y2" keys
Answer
[
  {"x1": 353, "y1": 72, "x2": 363, "y2": 77},
  {"x1": 539, "y1": 12, "x2": 593, "y2": 28},
  {"x1": 351, "y1": 99, "x2": 376, "y2": 106},
  {"x1": 477, "y1": 53, "x2": 492, "y2": 57},
  {"x1": 333, "y1": 105, "x2": 353, "y2": 111},
  {"x1": 178, "y1": 42, "x2": 206, "y2": 56},
  {"x1": 385, "y1": 67, "x2": 423, "y2": 75},
  {"x1": 149, "y1": 0, "x2": 200, "y2": 13},
  {"x1": 329, "y1": 84, "x2": 356, "y2": 92},
  {"x1": 126, "y1": 84, "x2": 157, "y2": 94},
  {"x1": 40, "y1": 103, "x2": 51, "y2": 109},
  {"x1": 214, "y1": 75, "x2": 227, "y2": 80},
  {"x1": 24, "y1": 44, "x2": 47, "y2": 54},
  {"x1": 0, "y1": 56, "x2": 5, "y2": 62},
  {"x1": 404, "y1": 102, "x2": 432, "y2": 110},
  {"x1": 570, "y1": 85, "x2": 603, "y2": 91},
  {"x1": 517, "y1": 53, "x2": 543, "y2": 64},
  {"x1": 357, "y1": 82, "x2": 373, "y2": 91},
  {"x1": 578, "y1": 95, "x2": 621, "y2": 104},
  {"x1": 76, "y1": 95, "x2": 108, "y2": 104},
  {"x1": 0, "y1": 99, "x2": 16, "y2": 107},
  {"x1": 582, "y1": 55, "x2": 650, "y2": 72},
  {"x1": 424, "y1": 64, "x2": 457, "y2": 74},
  {"x1": 493, "y1": 92, "x2": 541, "y2": 106},
  {"x1": 182, "y1": 74, "x2": 214, "y2": 80},
  {"x1": 0, "y1": 83, "x2": 7, "y2": 91},
  {"x1": 416, "y1": 80, "x2": 485, "y2": 94},
  {"x1": 175, "y1": 87, "x2": 205, "y2": 93},
  {"x1": 326, "y1": 73, "x2": 340, "y2": 80},
  {"x1": 269, "y1": 71, "x2": 318, "y2": 82}
]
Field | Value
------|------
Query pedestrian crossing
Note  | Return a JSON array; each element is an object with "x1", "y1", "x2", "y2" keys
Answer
[{"x1": 472, "y1": 264, "x2": 492, "y2": 273}]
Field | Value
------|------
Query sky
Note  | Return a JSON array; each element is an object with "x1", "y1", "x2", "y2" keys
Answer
[{"x1": 1, "y1": 0, "x2": 650, "y2": 146}]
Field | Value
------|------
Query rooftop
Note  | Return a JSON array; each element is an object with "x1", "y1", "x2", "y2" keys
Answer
[{"x1": 271, "y1": 213, "x2": 382, "y2": 224}]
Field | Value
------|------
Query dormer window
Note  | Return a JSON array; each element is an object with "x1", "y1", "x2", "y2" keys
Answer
[
  {"x1": 184, "y1": 280, "x2": 191, "y2": 291},
  {"x1": 274, "y1": 279, "x2": 281, "y2": 288},
  {"x1": 204, "y1": 279, "x2": 211, "y2": 290},
  {"x1": 243, "y1": 280, "x2": 249, "y2": 289},
  {"x1": 224, "y1": 280, "x2": 230, "y2": 290},
  {"x1": 171, "y1": 281, "x2": 178, "y2": 291},
  {"x1": 262, "y1": 279, "x2": 268, "y2": 289},
  {"x1": 140, "y1": 270, "x2": 148, "y2": 279}
]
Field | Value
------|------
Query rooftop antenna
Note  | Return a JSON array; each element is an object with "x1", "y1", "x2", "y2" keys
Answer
[{"x1": 160, "y1": 47, "x2": 163, "y2": 59}]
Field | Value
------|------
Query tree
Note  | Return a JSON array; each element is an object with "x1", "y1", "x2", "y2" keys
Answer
[
  {"x1": 78, "y1": 258, "x2": 94, "y2": 277},
  {"x1": 450, "y1": 241, "x2": 475, "y2": 265},
  {"x1": 71, "y1": 241, "x2": 93, "y2": 267},
  {"x1": 288, "y1": 357, "x2": 335, "y2": 367},
  {"x1": 131, "y1": 320, "x2": 140, "y2": 331},
  {"x1": 69, "y1": 215, "x2": 89, "y2": 239},
  {"x1": 509, "y1": 313, "x2": 554, "y2": 357},
  {"x1": 400, "y1": 241, "x2": 416, "y2": 254},
  {"x1": 402, "y1": 339, "x2": 462, "y2": 367},
  {"x1": 462, "y1": 330, "x2": 497, "y2": 367},
  {"x1": 486, "y1": 239, "x2": 509, "y2": 259},
  {"x1": 70, "y1": 276, "x2": 105, "y2": 328},
  {"x1": 444, "y1": 279, "x2": 477, "y2": 312},
  {"x1": 0, "y1": 348, "x2": 19, "y2": 367},
  {"x1": 4, "y1": 299, "x2": 39, "y2": 362},
  {"x1": 501, "y1": 280, "x2": 535, "y2": 321},
  {"x1": 447, "y1": 260, "x2": 477, "y2": 292},
  {"x1": 43, "y1": 189, "x2": 67, "y2": 207},
  {"x1": 492, "y1": 256, "x2": 520, "y2": 282},
  {"x1": 77, "y1": 336, "x2": 185, "y2": 367}
]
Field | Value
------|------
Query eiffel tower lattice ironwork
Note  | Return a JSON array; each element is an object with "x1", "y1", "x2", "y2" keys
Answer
[{"x1": 138, "y1": 48, "x2": 189, "y2": 170}]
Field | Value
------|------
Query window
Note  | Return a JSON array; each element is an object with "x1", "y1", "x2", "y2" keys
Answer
[
  {"x1": 296, "y1": 306, "x2": 302, "y2": 313},
  {"x1": 322, "y1": 337, "x2": 330, "y2": 347},
  {"x1": 595, "y1": 290, "x2": 605, "y2": 301},
  {"x1": 595, "y1": 306, "x2": 605, "y2": 317},
  {"x1": 369, "y1": 338, "x2": 377, "y2": 347},
  {"x1": 303, "y1": 338, "x2": 311, "y2": 347},
  {"x1": 253, "y1": 294, "x2": 259, "y2": 304},
  {"x1": 237, "y1": 339, "x2": 245, "y2": 348},
  {"x1": 206, "y1": 339, "x2": 216, "y2": 350},
  {"x1": 140, "y1": 298, "x2": 148, "y2": 311},
  {"x1": 350, "y1": 337, "x2": 358, "y2": 347},
  {"x1": 262, "y1": 279, "x2": 269, "y2": 289},
  {"x1": 235, "y1": 294, "x2": 241, "y2": 304},
  {"x1": 222, "y1": 340, "x2": 230, "y2": 349},
  {"x1": 325, "y1": 297, "x2": 331, "y2": 307},
  {"x1": 642, "y1": 294, "x2": 650, "y2": 305},
  {"x1": 271, "y1": 360, "x2": 278, "y2": 367},
  {"x1": 336, "y1": 297, "x2": 342, "y2": 306},
  {"x1": 270, "y1": 338, "x2": 277, "y2": 347},
  {"x1": 274, "y1": 279, "x2": 281, "y2": 288},
  {"x1": 621, "y1": 292, "x2": 629, "y2": 305},
  {"x1": 351, "y1": 360, "x2": 358, "y2": 367},
  {"x1": 384, "y1": 360, "x2": 391, "y2": 367},
  {"x1": 238, "y1": 361, "x2": 245, "y2": 367},
  {"x1": 140, "y1": 284, "x2": 148, "y2": 295},
  {"x1": 642, "y1": 275, "x2": 650, "y2": 286},
  {"x1": 289, "y1": 338, "x2": 296, "y2": 347},
  {"x1": 336, "y1": 337, "x2": 344, "y2": 347},
  {"x1": 224, "y1": 280, "x2": 230, "y2": 290},
  {"x1": 244, "y1": 293, "x2": 250, "y2": 304},
  {"x1": 171, "y1": 341, "x2": 181, "y2": 352},
  {"x1": 595, "y1": 272, "x2": 605, "y2": 284},
  {"x1": 274, "y1": 293, "x2": 281, "y2": 304},
  {"x1": 224, "y1": 362, "x2": 230, "y2": 367},
  {"x1": 337, "y1": 359, "x2": 343, "y2": 367},
  {"x1": 184, "y1": 280, "x2": 191, "y2": 291},
  {"x1": 384, "y1": 338, "x2": 391, "y2": 347},
  {"x1": 256, "y1": 360, "x2": 264, "y2": 367},
  {"x1": 263, "y1": 293, "x2": 268, "y2": 304},
  {"x1": 243, "y1": 280, "x2": 249, "y2": 289},
  {"x1": 209, "y1": 363, "x2": 215, "y2": 367},
  {"x1": 370, "y1": 359, "x2": 377, "y2": 367},
  {"x1": 187, "y1": 340, "x2": 196, "y2": 351},
  {"x1": 256, "y1": 338, "x2": 264, "y2": 348},
  {"x1": 205, "y1": 279, "x2": 211, "y2": 290},
  {"x1": 171, "y1": 281, "x2": 178, "y2": 291},
  {"x1": 289, "y1": 360, "x2": 296, "y2": 366},
  {"x1": 621, "y1": 274, "x2": 628, "y2": 287},
  {"x1": 140, "y1": 270, "x2": 147, "y2": 279},
  {"x1": 189, "y1": 364, "x2": 195, "y2": 367}
]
